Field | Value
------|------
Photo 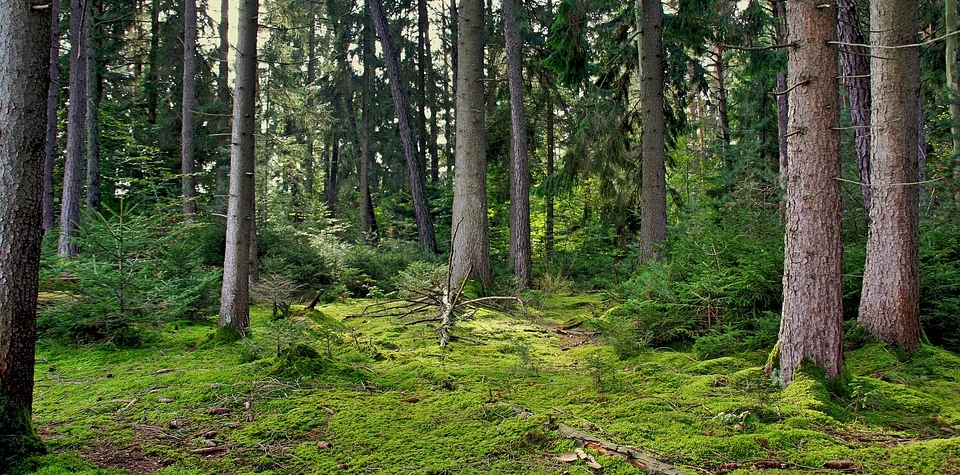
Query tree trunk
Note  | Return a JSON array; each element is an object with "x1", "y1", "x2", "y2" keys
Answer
[
  {"x1": 325, "y1": 129, "x2": 339, "y2": 217},
  {"x1": 837, "y1": 0, "x2": 871, "y2": 214},
  {"x1": 85, "y1": 4, "x2": 100, "y2": 212},
  {"x1": 219, "y1": 0, "x2": 259, "y2": 336},
  {"x1": 216, "y1": 0, "x2": 231, "y2": 215},
  {"x1": 503, "y1": 0, "x2": 531, "y2": 288},
  {"x1": 450, "y1": 0, "x2": 492, "y2": 290},
  {"x1": 545, "y1": 91, "x2": 555, "y2": 259},
  {"x1": 447, "y1": 0, "x2": 458, "y2": 179},
  {"x1": 858, "y1": 0, "x2": 921, "y2": 352},
  {"x1": 713, "y1": 46, "x2": 731, "y2": 147},
  {"x1": 773, "y1": 1, "x2": 788, "y2": 188},
  {"x1": 947, "y1": 0, "x2": 960, "y2": 160},
  {"x1": 360, "y1": 0, "x2": 379, "y2": 243},
  {"x1": 182, "y1": 0, "x2": 198, "y2": 219},
  {"x1": 776, "y1": 0, "x2": 844, "y2": 387},
  {"x1": 304, "y1": 5, "x2": 317, "y2": 197},
  {"x1": 43, "y1": 0, "x2": 61, "y2": 232},
  {"x1": 370, "y1": 0, "x2": 437, "y2": 253},
  {"x1": 418, "y1": 0, "x2": 430, "y2": 178},
  {"x1": 638, "y1": 0, "x2": 666, "y2": 264},
  {"x1": 59, "y1": 0, "x2": 89, "y2": 256},
  {"x1": 0, "y1": 0, "x2": 51, "y2": 465},
  {"x1": 146, "y1": 0, "x2": 159, "y2": 125}
]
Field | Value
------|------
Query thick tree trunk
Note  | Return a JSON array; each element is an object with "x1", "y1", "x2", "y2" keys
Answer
[
  {"x1": 0, "y1": 0, "x2": 51, "y2": 465},
  {"x1": 450, "y1": 0, "x2": 493, "y2": 290},
  {"x1": 638, "y1": 0, "x2": 666, "y2": 264},
  {"x1": 837, "y1": 0, "x2": 871, "y2": 214},
  {"x1": 182, "y1": 0, "x2": 198, "y2": 219},
  {"x1": 85, "y1": 6, "x2": 100, "y2": 212},
  {"x1": 503, "y1": 0, "x2": 531, "y2": 288},
  {"x1": 713, "y1": 46, "x2": 731, "y2": 147},
  {"x1": 776, "y1": 0, "x2": 844, "y2": 387},
  {"x1": 59, "y1": 0, "x2": 89, "y2": 256},
  {"x1": 219, "y1": 0, "x2": 259, "y2": 336},
  {"x1": 43, "y1": 0, "x2": 61, "y2": 232},
  {"x1": 858, "y1": 0, "x2": 921, "y2": 352},
  {"x1": 370, "y1": 0, "x2": 437, "y2": 253}
]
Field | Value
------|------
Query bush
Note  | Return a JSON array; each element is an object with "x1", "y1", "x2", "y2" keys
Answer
[{"x1": 39, "y1": 203, "x2": 221, "y2": 344}]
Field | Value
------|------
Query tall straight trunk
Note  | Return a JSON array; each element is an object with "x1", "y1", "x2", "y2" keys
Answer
[
  {"x1": 545, "y1": 92, "x2": 555, "y2": 259},
  {"x1": 947, "y1": 0, "x2": 960, "y2": 159},
  {"x1": 215, "y1": 0, "x2": 230, "y2": 215},
  {"x1": 503, "y1": 0, "x2": 531, "y2": 288},
  {"x1": 219, "y1": 0, "x2": 259, "y2": 335},
  {"x1": 859, "y1": 0, "x2": 921, "y2": 352},
  {"x1": 418, "y1": 0, "x2": 430, "y2": 176},
  {"x1": 85, "y1": 6, "x2": 100, "y2": 212},
  {"x1": 450, "y1": 0, "x2": 493, "y2": 289},
  {"x1": 0, "y1": 0, "x2": 51, "y2": 465},
  {"x1": 325, "y1": 129, "x2": 339, "y2": 217},
  {"x1": 448, "y1": 0, "x2": 458, "y2": 178},
  {"x1": 837, "y1": 0, "x2": 871, "y2": 214},
  {"x1": 370, "y1": 0, "x2": 437, "y2": 252},
  {"x1": 182, "y1": 0, "x2": 198, "y2": 219},
  {"x1": 360, "y1": 0, "x2": 379, "y2": 242},
  {"x1": 638, "y1": 0, "x2": 666, "y2": 263},
  {"x1": 59, "y1": 0, "x2": 89, "y2": 256},
  {"x1": 774, "y1": 1, "x2": 788, "y2": 185},
  {"x1": 43, "y1": 0, "x2": 61, "y2": 232},
  {"x1": 775, "y1": 0, "x2": 844, "y2": 387},
  {"x1": 146, "y1": 0, "x2": 160, "y2": 125},
  {"x1": 713, "y1": 46, "x2": 731, "y2": 147},
  {"x1": 304, "y1": 5, "x2": 317, "y2": 197}
]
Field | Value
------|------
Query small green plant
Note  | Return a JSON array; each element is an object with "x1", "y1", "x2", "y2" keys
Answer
[{"x1": 584, "y1": 353, "x2": 618, "y2": 392}]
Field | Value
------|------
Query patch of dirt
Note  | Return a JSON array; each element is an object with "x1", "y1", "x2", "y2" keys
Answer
[{"x1": 82, "y1": 445, "x2": 167, "y2": 473}]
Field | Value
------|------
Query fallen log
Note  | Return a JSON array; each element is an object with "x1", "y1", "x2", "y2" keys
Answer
[{"x1": 557, "y1": 423, "x2": 692, "y2": 475}]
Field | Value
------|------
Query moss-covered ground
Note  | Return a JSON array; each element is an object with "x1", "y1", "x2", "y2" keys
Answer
[{"x1": 27, "y1": 295, "x2": 960, "y2": 474}]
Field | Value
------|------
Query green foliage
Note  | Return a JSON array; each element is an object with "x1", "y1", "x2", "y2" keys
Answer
[
  {"x1": 39, "y1": 204, "x2": 221, "y2": 345},
  {"x1": 607, "y1": 208, "x2": 784, "y2": 355},
  {"x1": 542, "y1": 0, "x2": 592, "y2": 87}
]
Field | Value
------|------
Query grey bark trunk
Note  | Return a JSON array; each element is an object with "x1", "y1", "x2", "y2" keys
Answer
[
  {"x1": 0, "y1": 0, "x2": 51, "y2": 463},
  {"x1": 215, "y1": 0, "x2": 230, "y2": 215},
  {"x1": 85, "y1": 7, "x2": 100, "y2": 212},
  {"x1": 638, "y1": 0, "x2": 666, "y2": 264},
  {"x1": 858, "y1": 0, "x2": 921, "y2": 352},
  {"x1": 219, "y1": 0, "x2": 259, "y2": 335},
  {"x1": 59, "y1": 0, "x2": 89, "y2": 256},
  {"x1": 837, "y1": 0, "x2": 871, "y2": 214},
  {"x1": 503, "y1": 0, "x2": 531, "y2": 288},
  {"x1": 947, "y1": 0, "x2": 960, "y2": 160},
  {"x1": 360, "y1": 0, "x2": 379, "y2": 243},
  {"x1": 182, "y1": 0, "x2": 198, "y2": 219},
  {"x1": 776, "y1": 0, "x2": 844, "y2": 387},
  {"x1": 370, "y1": 0, "x2": 437, "y2": 252},
  {"x1": 450, "y1": 0, "x2": 493, "y2": 290},
  {"x1": 773, "y1": 1, "x2": 788, "y2": 185},
  {"x1": 43, "y1": 0, "x2": 60, "y2": 232}
]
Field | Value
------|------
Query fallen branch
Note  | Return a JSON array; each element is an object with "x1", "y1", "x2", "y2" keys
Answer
[{"x1": 557, "y1": 423, "x2": 692, "y2": 475}]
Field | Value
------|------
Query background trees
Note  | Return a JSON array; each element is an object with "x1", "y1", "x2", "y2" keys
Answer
[{"x1": 28, "y1": 0, "x2": 960, "y2": 390}]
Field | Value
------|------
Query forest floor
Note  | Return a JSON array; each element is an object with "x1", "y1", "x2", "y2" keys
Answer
[{"x1": 25, "y1": 294, "x2": 960, "y2": 474}]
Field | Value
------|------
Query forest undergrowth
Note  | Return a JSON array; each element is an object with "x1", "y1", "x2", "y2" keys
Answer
[{"x1": 26, "y1": 296, "x2": 960, "y2": 475}]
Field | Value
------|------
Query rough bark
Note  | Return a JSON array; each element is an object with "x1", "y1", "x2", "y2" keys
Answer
[
  {"x1": 85, "y1": 5, "x2": 100, "y2": 212},
  {"x1": 219, "y1": 0, "x2": 259, "y2": 336},
  {"x1": 837, "y1": 0, "x2": 871, "y2": 214},
  {"x1": 182, "y1": 0, "x2": 198, "y2": 219},
  {"x1": 545, "y1": 91, "x2": 556, "y2": 259},
  {"x1": 713, "y1": 46, "x2": 730, "y2": 147},
  {"x1": 773, "y1": 1, "x2": 788, "y2": 183},
  {"x1": 858, "y1": 0, "x2": 921, "y2": 352},
  {"x1": 370, "y1": 0, "x2": 437, "y2": 252},
  {"x1": 638, "y1": 0, "x2": 666, "y2": 264},
  {"x1": 43, "y1": 0, "x2": 61, "y2": 232},
  {"x1": 59, "y1": 0, "x2": 89, "y2": 256},
  {"x1": 503, "y1": 0, "x2": 532, "y2": 288},
  {"x1": 450, "y1": 0, "x2": 493, "y2": 290},
  {"x1": 777, "y1": 0, "x2": 844, "y2": 386},
  {"x1": 0, "y1": 0, "x2": 51, "y2": 466}
]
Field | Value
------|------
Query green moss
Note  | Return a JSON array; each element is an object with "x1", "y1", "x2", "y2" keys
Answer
[{"x1": 0, "y1": 390, "x2": 46, "y2": 474}]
